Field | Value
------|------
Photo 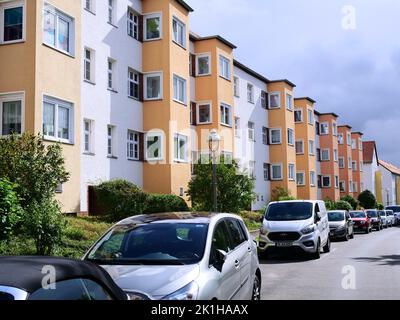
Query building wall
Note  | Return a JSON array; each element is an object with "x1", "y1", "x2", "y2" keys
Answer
[
  {"x1": 351, "y1": 132, "x2": 363, "y2": 198},
  {"x1": 314, "y1": 113, "x2": 322, "y2": 200},
  {"x1": 375, "y1": 170, "x2": 383, "y2": 204},
  {"x1": 380, "y1": 166, "x2": 396, "y2": 206},
  {"x1": 396, "y1": 177, "x2": 400, "y2": 205},
  {"x1": 338, "y1": 126, "x2": 353, "y2": 198},
  {"x1": 363, "y1": 151, "x2": 379, "y2": 198}
]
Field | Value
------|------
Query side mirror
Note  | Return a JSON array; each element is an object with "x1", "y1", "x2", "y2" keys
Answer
[
  {"x1": 213, "y1": 249, "x2": 227, "y2": 272},
  {"x1": 367, "y1": 214, "x2": 371, "y2": 219}
]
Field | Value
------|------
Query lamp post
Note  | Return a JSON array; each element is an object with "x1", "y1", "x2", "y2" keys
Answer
[
  {"x1": 386, "y1": 188, "x2": 390, "y2": 206},
  {"x1": 208, "y1": 129, "x2": 221, "y2": 213}
]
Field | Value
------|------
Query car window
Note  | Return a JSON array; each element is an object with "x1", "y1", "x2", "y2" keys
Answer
[
  {"x1": 225, "y1": 219, "x2": 246, "y2": 249},
  {"x1": 211, "y1": 221, "x2": 232, "y2": 253},
  {"x1": 315, "y1": 203, "x2": 320, "y2": 213},
  {"x1": 82, "y1": 279, "x2": 113, "y2": 300},
  {"x1": 237, "y1": 220, "x2": 249, "y2": 241},
  {"x1": 0, "y1": 292, "x2": 14, "y2": 301}
]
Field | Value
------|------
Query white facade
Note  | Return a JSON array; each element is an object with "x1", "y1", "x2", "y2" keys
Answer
[
  {"x1": 80, "y1": 0, "x2": 143, "y2": 212},
  {"x1": 379, "y1": 163, "x2": 399, "y2": 206},
  {"x1": 363, "y1": 152, "x2": 379, "y2": 197},
  {"x1": 233, "y1": 65, "x2": 270, "y2": 210}
]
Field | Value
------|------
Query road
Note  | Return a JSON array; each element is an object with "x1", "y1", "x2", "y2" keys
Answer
[{"x1": 259, "y1": 225, "x2": 400, "y2": 300}]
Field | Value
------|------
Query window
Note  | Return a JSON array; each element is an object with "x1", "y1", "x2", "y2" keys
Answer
[
  {"x1": 234, "y1": 117, "x2": 240, "y2": 137},
  {"x1": 320, "y1": 122, "x2": 329, "y2": 135},
  {"x1": 308, "y1": 140, "x2": 315, "y2": 155},
  {"x1": 317, "y1": 175, "x2": 322, "y2": 188},
  {"x1": 349, "y1": 181, "x2": 353, "y2": 192},
  {"x1": 248, "y1": 122, "x2": 255, "y2": 141},
  {"x1": 247, "y1": 83, "x2": 254, "y2": 103},
  {"x1": 174, "y1": 134, "x2": 188, "y2": 162},
  {"x1": 43, "y1": 96, "x2": 73, "y2": 143},
  {"x1": 144, "y1": 13, "x2": 161, "y2": 40},
  {"x1": 315, "y1": 121, "x2": 320, "y2": 135},
  {"x1": 85, "y1": 0, "x2": 94, "y2": 13},
  {"x1": 83, "y1": 119, "x2": 93, "y2": 153},
  {"x1": 352, "y1": 160, "x2": 357, "y2": 171},
  {"x1": 173, "y1": 74, "x2": 187, "y2": 104},
  {"x1": 43, "y1": 3, "x2": 74, "y2": 54},
  {"x1": 338, "y1": 133, "x2": 344, "y2": 144},
  {"x1": 172, "y1": 16, "x2": 185, "y2": 48},
  {"x1": 1, "y1": 1, "x2": 24, "y2": 43},
  {"x1": 107, "y1": 0, "x2": 115, "y2": 24},
  {"x1": 128, "y1": 68, "x2": 139, "y2": 99},
  {"x1": 307, "y1": 109, "x2": 314, "y2": 125},
  {"x1": 332, "y1": 122, "x2": 337, "y2": 136},
  {"x1": 294, "y1": 109, "x2": 302, "y2": 122},
  {"x1": 1, "y1": 93, "x2": 23, "y2": 135},
  {"x1": 287, "y1": 128, "x2": 294, "y2": 146},
  {"x1": 219, "y1": 55, "x2": 230, "y2": 80},
  {"x1": 107, "y1": 58, "x2": 116, "y2": 90},
  {"x1": 220, "y1": 103, "x2": 232, "y2": 126},
  {"x1": 107, "y1": 125, "x2": 115, "y2": 157},
  {"x1": 288, "y1": 164, "x2": 295, "y2": 180},
  {"x1": 351, "y1": 139, "x2": 356, "y2": 150},
  {"x1": 335, "y1": 176, "x2": 339, "y2": 189},
  {"x1": 310, "y1": 171, "x2": 316, "y2": 186},
  {"x1": 360, "y1": 161, "x2": 363, "y2": 172},
  {"x1": 146, "y1": 132, "x2": 163, "y2": 160},
  {"x1": 270, "y1": 128, "x2": 281, "y2": 144},
  {"x1": 127, "y1": 130, "x2": 139, "y2": 160},
  {"x1": 84, "y1": 48, "x2": 94, "y2": 82},
  {"x1": 233, "y1": 77, "x2": 239, "y2": 97},
  {"x1": 316, "y1": 148, "x2": 321, "y2": 161},
  {"x1": 339, "y1": 157, "x2": 345, "y2": 168},
  {"x1": 286, "y1": 93, "x2": 293, "y2": 111},
  {"x1": 321, "y1": 149, "x2": 330, "y2": 161},
  {"x1": 359, "y1": 139, "x2": 363, "y2": 151},
  {"x1": 297, "y1": 172, "x2": 305, "y2": 186},
  {"x1": 271, "y1": 164, "x2": 282, "y2": 180},
  {"x1": 360, "y1": 183, "x2": 364, "y2": 191},
  {"x1": 333, "y1": 149, "x2": 338, "y2": 162},
  {"x1": 348, "y1": 156, "x2": 352, "y2": 169},
  {"x1": 144, "y1": 73, "x2": 162, "y2": 100},
  {"x1": 353, "y1": 182, "x2": 358, "y2": 193},
  {"x1": 191, "y1": 150, "x2": 198, "y2": 174},
  {"x1": 222, "y1": 151, "x2": 233, "y2": 164},
  {"x1": 339, "y1": 181, "x2": 346, "y2": 192},
  {"x1": 197, "y1": 103, "x2": 211, "y2": 124},
  {"x1": 196, "y1": 54, "x2": 211, "y2": 76},
  {"x1": 262, "y1": 127, "x2": 268, "y2": 145},
  {"x1": 347, "y1": 133, "x2": 351, "y2": 146},
  {"x1": 127, "y1": 8, "x2": 138, "y2": 39},
  {"x1": 269, "y1": 92, "x2": 280, "y2": 109},
  {"x1": 295, "y1": 140, "x2": 304, "y2": 154},
  {"x1": 261, "y1": 91, "x2": 268, "y2": 109},
  {"x1": 263, "y1": 163, "x2": 270, "y2": 181},
  {"x1": 248, "y1": 161, "x2": 255, "y2": 179},
  {"x1": 322, "y1": 176, "x2": 331, "y2": 188}
]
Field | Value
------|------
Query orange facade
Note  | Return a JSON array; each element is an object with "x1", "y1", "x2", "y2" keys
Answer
[
  {"x1": 351, "y1": 132, "x2": 364, "y2": 198},
  {"x1": 338, "y1": 125, "x2": 353, "y2": 197}
]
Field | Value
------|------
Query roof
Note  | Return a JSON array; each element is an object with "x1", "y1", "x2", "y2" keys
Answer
[
  {"x1": 338, "y1": 124, "x2": 352, "y2": 130},
  {"x1": 294, "y1": 97, "x2": 316, "y2": 104},
  {"x1": 363, "y1": 141, "x2": 378, "y2": 164},
  {"x1": 268, "y1": 79, "x2": 296, "y2": 88},
  {"x1": 175, "y1": 0, "x2": 194, "y2": 12},
  {"x1": 189, "y1": 33, "x2": 236, "y2": 49},
  {"x1": 0, "y1": 256, "x2": 127, "y2": 299},
  {"x1": 318, "y1": 112, "x2": 339, "y2": 118},
  {"x1": 118, "y1": 212, "x2": 220, "y2": 225},
  {"x1": 351, "y1": 131, "x2": 364, "y2": 136},
  {"x1": 314, "y1": 110, "x2": 321, "y2": 116},
  {"x1": 379, "y1": 159, "x2": 400, "y2": 176},
  {"x1": 233, "y1": 60, "x2": 269, "y2": 83}
]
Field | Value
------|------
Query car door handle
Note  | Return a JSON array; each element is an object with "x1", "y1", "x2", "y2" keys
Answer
[
  {"x1": 247, "y1": 247, "x2": 252, "y2": 253},
  {"x1": 235, "y1": 259, "x2": 240, "y2": 268}
]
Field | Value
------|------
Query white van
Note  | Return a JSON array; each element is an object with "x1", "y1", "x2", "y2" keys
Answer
[{"x1": 258, "y1": 200, "x2": 331, "y2": 259}]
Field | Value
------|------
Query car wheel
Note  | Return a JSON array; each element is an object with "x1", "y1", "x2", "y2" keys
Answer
[
  {"x1": 252, "y1": 276, "x2": 261, "y2": 300},
  {"x1": 344, "y1": 232, "x2": 349, "y2": 241},
  {"x1": 312, "y1": 240, "x2": 321, "y2": 259},
  {"x1": 365, "y1": 227, "x2": 370, "y2": 234},
  {"x1": 323, "y1": 237, "x2": 331, "y2": 253},
  {"x1": 350, "y1": 231, "x2": 354, "y2": 239}
]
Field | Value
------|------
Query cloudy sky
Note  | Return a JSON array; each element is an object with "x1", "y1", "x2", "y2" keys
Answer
[{"x1": 187, "y1": 0, "x2": 400, "y2": 167}]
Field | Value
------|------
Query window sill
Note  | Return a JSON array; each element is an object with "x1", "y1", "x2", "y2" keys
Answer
[
  {"x1": 0, "y1": 39, "x2": 25, "y2": 46},
  {"x1": 219, "y1": 75, "x2": 231, "y2": 82},
  {"x1": 197, "y1": 122, "x2": 212, "y2": 126},
  {"x1": 83, "y1": 152, "x2": 95, "y2": 156},
  {"x1": 43, "y1": 136, "x2": 74, "y2": 145},
  {"x1": 84, "y1": 8, "x2": 96, "y2": 15},
  {"x1": 128, "y1": 95, "x2": 140, "y2": 101},
  {"x1": 174, "y1": 160, "x2": 189, "y2": 164},
  {"x1": 127, "y1": 158, "x2": 140, "y2": 162},
  {"x1": 43, "y1": 43, "x2": 75, "y2": 58},
  {"x1": 247, "y1": 101, "x2": 255, "y2": 104},
  {"x1": 107, "y1": 22, "x2": 118, "y2": 28},
  {"x1": 271, "y1": 179, "x2": 283, "y2": 181},
  {"x1": 270, "y1": 142, "x2": 282, "y2": 145},
  {"x1": 268, "y1": 106, "x2": 281, "y2": 110},
  {"x1": 144, "y1": 97, "x2": 163, "y2": 102},
  {"x1": 128, "y1": 34, "x2": 140, "y2": 42},
  {"x1": 107, "y1": 156, "x2": 118, "y2": 159},
  {"x1": 107, "y1": 88, "x2": 118, "y2": 93},
  {"x1": 84, "y1": 79, "x2": 96, "y2": 86},
  {"x1": 172, "y1": 40, "x2": 187, "y2": 50},
  {"x1": 220, "y1": 123, "x2": 232, "y2": 128},
  {"x1": 196, "y1": 73, "x2": 212, "y2": 77},
  {"x1": 144, "y1": 37, "x2": 162, "y2": 42},
  {"x1": 173, "y1": 99, "x2": 188, "y2": 107}
]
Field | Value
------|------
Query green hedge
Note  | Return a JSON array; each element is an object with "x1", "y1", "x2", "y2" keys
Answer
[{"x1": 144, "y1": 193, "x2": 189, "y2": 214}]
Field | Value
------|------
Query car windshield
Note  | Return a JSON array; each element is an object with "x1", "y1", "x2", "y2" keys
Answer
[
  {"x1": 328, "y1": 211, "x2": 345, "y2": 221},
  {"x1": 386, "y1": 206, "x2": 400, "y2": 213},
  {"x1": 378, "y1": 211, "x2": 386, "y2": 216},
  {"x1": 366, "y1": 210, "x2": 378, "y2": 217},
  {"x1": 349, "y1": 212, "x2": 366, "y2": 218},
  {"x1": 265, "y1": 202, "x2": 313, "y2": 221},
  {"x1": 386, "y1": 211, "x2": 394, "y2": 216},
  {"x1": 86, "y1": 223, "x2": 209, "y2": 265}
]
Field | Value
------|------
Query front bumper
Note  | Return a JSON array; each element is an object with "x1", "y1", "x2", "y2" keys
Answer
[
  {"x1": 329, "y1": 228, "x2": 347, "y2": 238},
  {"x1": 258, "y1": 232, "x2": 317, "y2": 253}
]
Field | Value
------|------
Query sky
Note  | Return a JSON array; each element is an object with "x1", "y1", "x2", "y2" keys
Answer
[{"x1": 186, "y1": 0, "x2": 400, "y2": 167}]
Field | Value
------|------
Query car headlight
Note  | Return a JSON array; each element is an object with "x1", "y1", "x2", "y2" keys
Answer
[
  {"x1": 162, "y1": 281, "x2": 199, "y2": 300},
  {"x1": 301, "y1": 224, "x2": 315, "y2": 235}
]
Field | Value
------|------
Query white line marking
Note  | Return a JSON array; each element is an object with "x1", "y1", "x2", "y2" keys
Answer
[{"x1": 320, "y1": 248, "x2": 337, "y2": 259}]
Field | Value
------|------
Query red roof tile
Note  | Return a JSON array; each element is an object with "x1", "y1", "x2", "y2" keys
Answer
[
  {"x1": 379, "y1": 160, "x2": 400, "y2": 176},
  {"x1": 363, "y1": 141, "x2": 378, "y2": 164}
]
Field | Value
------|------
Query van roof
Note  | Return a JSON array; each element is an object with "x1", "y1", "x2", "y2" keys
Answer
[{"x1": 269, "y1": 200, "x2": 322, "y2": 205}]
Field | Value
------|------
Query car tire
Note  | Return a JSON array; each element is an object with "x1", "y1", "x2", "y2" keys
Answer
[
  {"x1": 365, "y1": 227, "x2": 370, "y2": 234},
  {"x1": 350, "y1": 231, "x2": 354, "y2": 239},
  {"x1": 312, "y1": 240, "x2": 321, "y2": 259},
  {"x1": 252, "y1": 275, "x2": 261, "y2": 300},
  {"x1": 344, "y1": 232, "x2": 349, "y2": 241},
  {"x1": 323, "y1": 237, "x2": 331, "y2": 253}
]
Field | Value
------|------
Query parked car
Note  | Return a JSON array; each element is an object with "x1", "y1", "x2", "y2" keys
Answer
[
  {"x1": 0, "y1": 256, "x2": 128, "y2": 300},
  {"x1": 258, "y1": 200, "x2": 330, "y2": 259},
  {"x1": 366, "y1": 209, "x2": 382, "y2": 231},
  {"x1": 349, "y1": 211, "x2": 372, "y2": 234},
  {"x1": 385, "y1": 206, "x2": 400, "y2": 225},
  {"x1": 84, "y1": 212, "x2": 261, "y2": 300},
  {"x1": 385, "y1": 210, "x2": 395, "y2": 227},
  {"x1": 378, "y1": 210, "x2": 389, "y2": 228},
  {"x1": 327, "y1": 210, "x2": 354, "y2": 241}
]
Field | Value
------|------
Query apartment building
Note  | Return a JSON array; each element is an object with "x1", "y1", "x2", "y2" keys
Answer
[
  {"x1": 294, "y1": 97, "x2": 317, "y2": 200},
  {"x1": 338, "y1": 125, "x2": 353, "y2": 197},
  {"x1": 351, "y1": 132, "x2": 364, "y2": 198},
  {"x1": 378, "y1": 160, "x2": 400, "y2": 206},
  {"x1": 362, "y1": 141, "x2": 381, "y2": 203}
]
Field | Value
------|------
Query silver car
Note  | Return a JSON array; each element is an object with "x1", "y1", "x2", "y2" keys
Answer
[
  {"x1": 83, "y1": 212, "x2": 261, "y2": 300},
  {"x1": 385, "y1": 210, "x2": 395, "y2": 227}
]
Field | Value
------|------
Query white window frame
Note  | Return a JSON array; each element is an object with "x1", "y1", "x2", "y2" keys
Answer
[
  {"x1": 294, "y1": 108, "x2": 303, "y2": 123},
  {"x1": 287, "y1": 128, "x2": 294, "y2": 146},
  {"x1": 334, "y1": 176, "x2": 339, "y2": 189},
  {"x1": 310, "y1": 171, "x2": 316, "y2": 187},
  {"x1": 84, "y1": 47, "x2": 95, "y2": 83},
  {"x1": 247, "y1": 83, "x2": 254, "y2": 103},
  {"x1": 0, "y1": 0, "x2": 26, "y2": 44},
  {"x1": 174, "y1": 133, "x2": 188, "y2": 162},
  {"x1": 349, "y1": 181, "x2": 353, "y2": 193},
  {"x1": 196, "y1": 101, "x2": 212, "y2": 125},
  {"x1": 220, "y1": 103, "x2": 232, "y2": 127},
  {"x1": 353, "y1": 182, "x2": 358, "y2": 193},
  {"x1": 263, "y1": 163, "x2": 269, "y2": 181},
  {"x1": 84, "y1": 0, "x2": 95, "y2": 14},
  {"x1": 0, "y1": 92, "x2": 25, "y2": 136},
  {"x1": 107, "y1": 125, "x2": 115, "y2": 157},
  {"x1": 248, "y1": 161, "x2": 256, "y2": 179},
  {"x1": 322, "y1": 175, "x2": 331, "y2": 188},
  {"x1": 271, "y1": 163, "x2": 283, "y2": 181},
  {"x1": 269, "y1": 92, "x2": 280, "y2": 109},
  {"x1": 286, "y1": 93, "x2": 293, "y2": 111},
  {"x1": 234, "y1": 117, "x2": 240, "y2": 137},
  {"x1": 295, "y1": 139, "x2": 304, "y2": 155},
  {"x1": 269, "y1": 128, "x2": 282, "y2": 145},
  {"x1": 233, "y1": 76, "x2": 240, "y2": 97},
  {"x1": 348, "y1": 156, "x2": 352, "y2": 169},
  {"x1": 288, "y1": 163, "x2": 295, "y2": 181},
  {"x1": 144, "y1": 72, "x2": 163, "y2": 100},
  {"x1": 42, "y1": 95, "x2": 74, "y2": 144},
  {"x1": 107, "y1": 58, "x2": 116, "y2": 91},
  {"x1": 321, "y1": 148, "x2": 330, "y2": 161},
  {"x1": 339, "y1": 181, "x2": 346, "y2": 192},
  {"x1": 307, "y1": 109, "x2": 314, "y2": 125},
  {"x1": 339, "y1": 157, "x2": 345, "y2": 169},
  {"x1": 108, "y1": 0, "x2": 115, "y2": 25},
  {"x1": 146, "y1": 131, "x2": 163, "y2": 161},
  {"x1": 262, "y1": 126, "x2": 268, "y2": 145},
  {"x1": 360, "y1": 161, "x2": 363, "y2": 172},
  {"x1": 351, "y1": 138, "x2": 357, "y2": 150},
  {"x1": 297, "y1": 171, "x2": 305, "y2": 186},
  {"x1": 338, "y1": 133, "x2": 344, "y2": 144},
  {"x1": 127, "y1": 7, "x2": 139, "y2": 40},
  {"x1": 43, "y1": 3, "x2": 75, "y2": 55},
  {"x1": 332, "y1": 122, "x2": 337, "y2": 136},
  {"x1": 173, "y1": 74, "x2": 187, "y2": 105},
  {"x1": 248, "y1": 121, "x2": 255, "y2": 141},
  {"x1": 308, "y1": 140, "x2": 315, "y2": 156},
  {"x1": 127, "y1": 130, "x2": 139, "y2": 160},
  {"x1": 83, "y1": 119, "x2": 94, "y2": 154},
  {"x1": 128, "y1": 68, "x2": 139, "y2": 99},
  {"x1": 172, "y1": 16, "x2": 186, "y2": 48},
  {"x1": 333, "y1": 149, "x2": 338, "y2": 162},
  {"x1": 352, "y1": 160, "x2": 357, "y2": 171},
  {"x1": 347, "y1": 133, "x2": 351, "y2": 146},
  {"x1": 359, "y1": 139, "x2": 363, "y2": 151},
  {"x1": 196, "y1": 53, "x2": 211, "y2": 76},
  {"x1": 144, "y1": 12, "x2": 162, "y2": 41},
  {"x1": 320, "y1": 122, "x2": 329, "y2": 135},
  {"x1": 219, "y1": 55, "x2": 231, "y2": 80}
]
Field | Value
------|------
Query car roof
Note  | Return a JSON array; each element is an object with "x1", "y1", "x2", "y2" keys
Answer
[
  {"x1": 268, "y1": 200, "x2": 321, "y2": 205},
  {"x1": 0, "y1": 256, "x2": 127, "y2": 299},
  {"x1": 327, "y1": 210, "x2": 346, "y2": 212}
]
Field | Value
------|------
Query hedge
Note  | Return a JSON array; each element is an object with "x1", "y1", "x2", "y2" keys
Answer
[{"x1": 144, "y1": 193, "x2": 189, "y2": 214}]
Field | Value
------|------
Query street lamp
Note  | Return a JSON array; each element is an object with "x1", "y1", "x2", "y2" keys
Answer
[
  {"x1": 386, "y1": 188, "x2": 390, "y2": 206},
  {"x1": 208, "y1": 129, "x2": 221, "y2": 213}
]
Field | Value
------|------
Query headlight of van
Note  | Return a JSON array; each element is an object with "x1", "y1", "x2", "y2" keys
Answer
[
  {"x1": 162, "y1": 281, "x2": 199, "y2": 300},
  {"x1": 301, "y1": 224, "x2": 315, "y2": 235}
]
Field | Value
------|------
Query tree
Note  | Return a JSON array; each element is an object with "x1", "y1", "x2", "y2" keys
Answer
[
  {"x1": 335, "y1": 200, "x2": 352, "y2": 211},
  {"x1": 0, "y1": 179, "x2": 22, "y2": 241},
  {"x1": 0, "y1": 133, "x2": 70, "y2": 208},
  {"x1": 340, "y1": 195, "x2": 358, "y2": 210},
  {"x1": 376, "y1": 203, "x2": 384, "y2": 210},
  {"x1": 271, "y1": 187, "x2": 296, "y2": 201},
  {"x1": 187, "y1": 158, "x2": 255, "y2": 213},
  {"x1": 325, "y1": 199, "x2": 336, "y2": 211},
  {"x1": 358, "y1": 190, "x2": 376, "y2": 209}
]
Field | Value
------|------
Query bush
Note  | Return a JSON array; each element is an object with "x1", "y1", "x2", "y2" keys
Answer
[
  {"x1": 358, "y1": 190, "x2": 376, "y2": 209},
  {"x1": 376, "y1": 203, "x2": 384, "y2": 210},
  {"x1": 271, "y1": 187, "x2": 295, "y2": 201},
  {"x1": 239, "y1": 211, "x2": 262, "y2": 230},
  {"x1": 144, "y1": 194, "x2": 189, "y2": 214},
  {"x1": 335, "y1": 200, "x2": 352, "y2": 211},
  {"x1": 0, "y1": 179, "x2": 22, "y2": 241},
  {"x1": 324, "y1": 199, "x2": 336, "y2": 211},
  {"x1": 340, "y1": 195, "x2": 358, "y2": 210},
  {"x1": 94, "y1": 180, "x2": 147, "y2": 220}
]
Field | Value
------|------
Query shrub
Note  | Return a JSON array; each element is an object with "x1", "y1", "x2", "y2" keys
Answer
[
  {"x1": 335, "y1": 200, "x2": 352, "y2": 211},
  {"x1": 324, "y1": 199, "x2": 336, "y2": 211},
  {"x1": 340, "y1": 195, "x2": 358, "y2": 210},
  {"x1": 376, "y1": 203, "x2": 384, "y2": 210},
  {"x1": 358, "y1": 190, "x2": 376, "y2": 209},
  {"x1": 94, "y1": 180, "x2": 147, "y2": 220},
  {"x1": 144, "y1": 194, "x2": 189, "y2": 214},
  {"x1": 271, "y1": 187, "x2": 292, "y2": 201},
  {"x1": 0, "y1": 178, "x2": 23, "y2": 241}
]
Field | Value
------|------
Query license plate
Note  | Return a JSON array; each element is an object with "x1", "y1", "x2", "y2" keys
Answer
[{"x1": 276, "y1": 242, "x2": 293, "y2": 247}]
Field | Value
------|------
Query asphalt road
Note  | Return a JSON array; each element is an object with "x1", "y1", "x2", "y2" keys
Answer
[{"x1": 259, "y1": 225, "x2": 400, "y2": 300}]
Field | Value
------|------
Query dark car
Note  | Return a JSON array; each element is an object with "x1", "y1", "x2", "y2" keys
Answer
[
  {"x1": 349, "y1": 211, "x2": 372, "y2": 234},
  {"x1": 0, "y1": 256, "x2": 128, "y2": 300},
  {"x1": 328, "y1": 210, "x2": 354, "y2": 241},
  {"x1": 365, "y1": 209, "x2": 382, "y2": 231}
]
